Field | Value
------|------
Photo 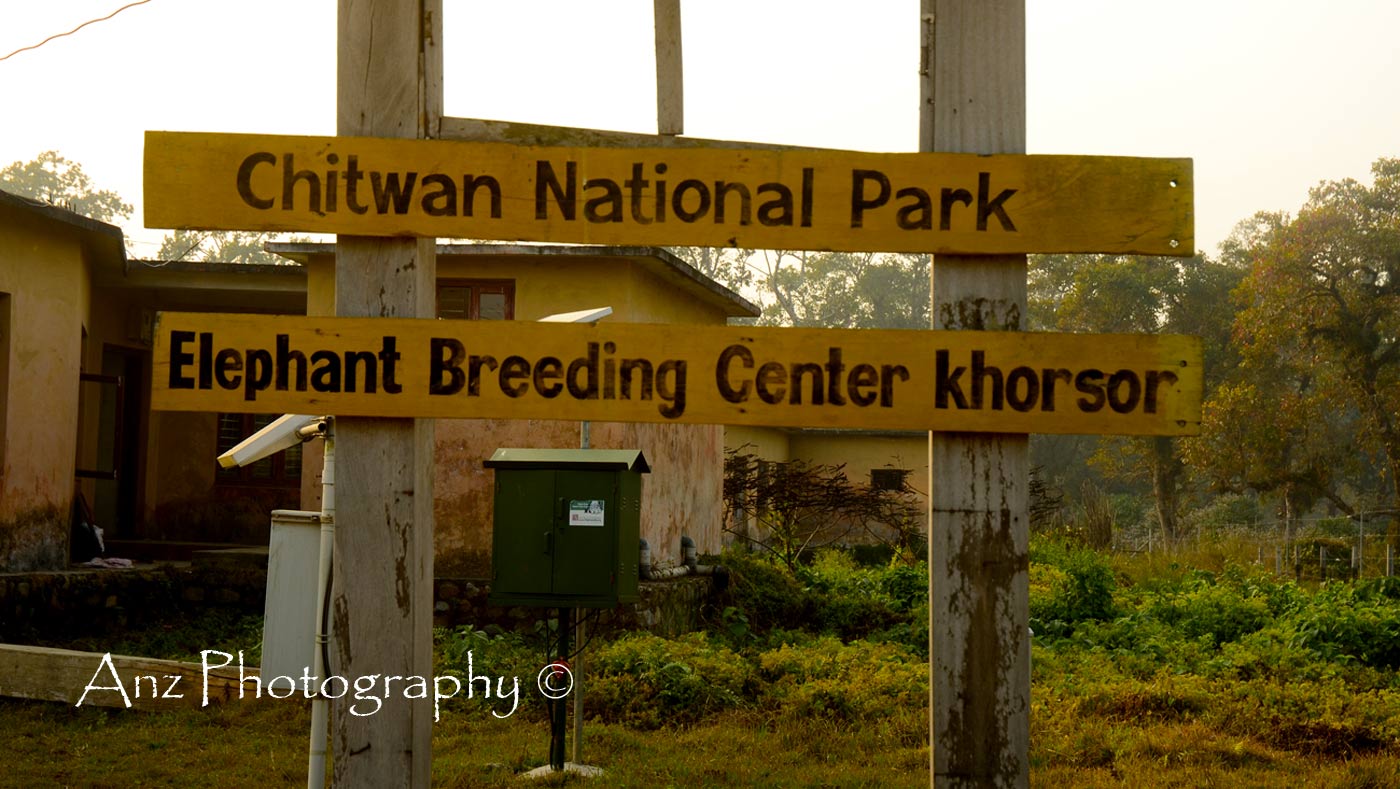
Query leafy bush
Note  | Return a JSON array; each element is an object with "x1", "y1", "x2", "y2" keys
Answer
[
  {"x1": 712, "y1": 548, "x2": 919, "y2": 644},
  {"x1": 433, "y1": 626, "x2": 539, "y2": 719},
  {"x1": 878, "y1": 562, "x2": 927, "y2": 612},
  {"x1": 718, "y1": 550, "x2": 818, "y2": 635},
  {"x1": 869, "y1": 598, "x2": 929, "y2": 659},
  {"x1": 1140, "y1": 573, "x2": 1271, "y2": 646},
  {"x1": 588, "y1": 633, "x2": 755, "y2": 729},
  {"x1": 1289, "y1": 578, "x2": 1400, "y2": 669},
  {"x1": 756, "y1": 637, "x2": 925, "y2": 720},
  {"x1": 1029, "y1": 539, "x2": 1117, "y2": 636}
]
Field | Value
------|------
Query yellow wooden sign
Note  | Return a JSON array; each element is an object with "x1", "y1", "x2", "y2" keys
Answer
[
  {"x1": 144, "y1": 131, "x2": 1193, "y2": 256},
  {"x1": 150, "y1": 312, "x2": 1202, "y2": 436}
]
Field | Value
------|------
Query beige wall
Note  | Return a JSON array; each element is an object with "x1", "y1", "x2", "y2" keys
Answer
[
  {"x1": 0, "y1": 221, "x2": 91, "y2": 570},
  {"x1": 299, "y1": 252, "x2": 733, "y2": 576},
  {"x1": 723, "y1": 427, "x2": 930, "y2": 550},
  {"x1": 786, "y1": 432, "x2": 929, "y2": 505},
  {"x1": 724, "y1": 425, "x2": 792, "y2": 464}
]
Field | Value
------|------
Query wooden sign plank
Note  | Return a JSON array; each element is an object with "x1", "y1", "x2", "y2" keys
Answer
[
  {"x1": 144, "y1": 131, "x2": 1193, "y2": 256},
  {"x1": 150, "y1": 312, "x2": 1202, "y2": 436},
  {"x1": 0, "y1": 643, "x2": 260, "y2": 712}
]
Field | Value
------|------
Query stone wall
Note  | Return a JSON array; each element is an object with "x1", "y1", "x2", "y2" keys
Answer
[
  {"x1": 0, "y1": 561, "x2": 721, "y2": 644},
  {"x1": 0, "y1": 563, "x2": 266, "y2": 643},
  {"x1": 432, "y1": 574, "x2": 719, "y2": 638}
]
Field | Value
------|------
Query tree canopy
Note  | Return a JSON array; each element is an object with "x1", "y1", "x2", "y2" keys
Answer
[
  {"x1": 1190, "y1": 159, "x2": 1400, "y2": 541},
  {"x1": 156, "y1": 229, "x2": 295, "y2": 266},
  {"x1": 0, "y1": 151, "x2": 131, "y2": 223},
  {"x1": 1028, "y1": 252, "x2": 1244, "y2": 545},
  {"x1": 670, "y1": 247, "x2": 929, "y2": 329}
]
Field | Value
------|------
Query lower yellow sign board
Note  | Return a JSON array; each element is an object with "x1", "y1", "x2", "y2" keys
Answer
[
  {"x1": 151, "y1": 313, "x2": 1201, "y2": 436},
  {"x1": 144, "y1": 131, "x2": 1193, "y2": 256}
]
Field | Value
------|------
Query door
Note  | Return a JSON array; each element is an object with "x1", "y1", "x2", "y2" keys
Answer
[
  {"x1": 551, "y1": 471, "x2": 617, "y2": 598},
  {"x1": 490, "y1": 470, "x2": 555, "y2": 596},
  {"x1": 88, "y1": 347, "x2": 146, "y2": 539}
]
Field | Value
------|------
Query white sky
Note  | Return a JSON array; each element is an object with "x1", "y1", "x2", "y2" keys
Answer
[{"x1": 2, "y1": 0, "x2": 1398, "y2": 260}]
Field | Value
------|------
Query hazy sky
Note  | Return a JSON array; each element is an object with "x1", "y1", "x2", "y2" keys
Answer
[{"x1": 3, "y1": 1, "x2": 1398, "y2": 260}]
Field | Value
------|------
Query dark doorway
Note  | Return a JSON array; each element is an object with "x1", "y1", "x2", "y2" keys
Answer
[{"x1": 88, "y1": 347, "x2": 147, "y2": 538}]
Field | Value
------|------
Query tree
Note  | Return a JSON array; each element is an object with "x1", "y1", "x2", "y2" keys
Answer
[
  {"x1": 0, "y1": 151, "x2": 131, "y2": 223},
  {"x1": 668, "y1": 246, "x2": 754, "y2": 297},
  {"x1": 1183, "y1": 375, "x2": 1364, "y2": 542},
  {"x1": 156, "y1": 229, "x2": 295, "y2": 265},
  {"x1": 1183, "y1": 217, "x2": 1372, "y2": 540},
  {"x1": 1028, "y1": 253, "x2": 1244, "y2": 547},
  {"x1": 668, "y1": 247, "x2": 931, "y2": 329},
  {"x1": 1215, "y1": 159, "x2": 1400, "y2": 545},
  {"x1": 753, "y1": 249, "x2": 929, "y2": 329}
]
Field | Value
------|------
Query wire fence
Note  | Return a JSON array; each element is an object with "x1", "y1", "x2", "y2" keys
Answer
[{"x1": 1109, "y1": 514, "x2": 1398, "y2": 580}]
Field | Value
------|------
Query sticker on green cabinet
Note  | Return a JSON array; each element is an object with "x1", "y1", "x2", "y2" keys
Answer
[{"x1": 569, "y1": 500, "x2": 605, "y2": 527}]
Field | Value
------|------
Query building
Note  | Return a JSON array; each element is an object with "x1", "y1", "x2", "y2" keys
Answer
[
  {"x1": 0, "y1": 194, "x2": 760, "y2": 575},
  {"x1": 0, "y1": 191, "x2": 124, "y2": 571},
  {"x1": 723, "y1": 425, "x2": 929, "y2": 552},
  {"x1": 272, "y1": 242, "x2": 759, "y2": 575}
]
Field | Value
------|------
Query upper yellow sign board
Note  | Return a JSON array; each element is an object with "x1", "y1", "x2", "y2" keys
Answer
[
  {"x1": 150, "y1": 312, "x2": 1202, "y2": 436},
  {"x1": 144, "y1": 131, "x2": 1193, "y2": 256}
]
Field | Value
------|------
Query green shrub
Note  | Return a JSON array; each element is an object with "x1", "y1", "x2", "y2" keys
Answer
[
  {"x1": 1289, "y1": 579, "x2": 1400, "y2": 669},
  {"x1": 756, "y1": 637, "x2": 925, "y2": 720},
  {"x1": 814, "y1": 594, "x2": 902, "y2": 640},
  {"x1": 1029, "y1": 540, "x2": 1117, "y2": 636},
  {"x1": 1141, "y1": 575, "x2": 1271, "y2": 646},
  {"x1": 718, "y1": 550, "x2": 818, "y2": 634},
  {"x1": 714, "y1": 548, "x2": 917, "y2": 643},
  {"x1": 847, "y1": 543, "x2": 897, "y2": 566},
  {"x1": 870, "y1": 598, "x2": 930, "y2": 659},
  {"x1": 588, "y1": 633, "x2": 755, "y2": 729},
  {"x1": 432, "y1": 626, "x2": 539, "y2": 719},
  {"x1": 878, "y1": 562, "x2": 927, "y2": 612}
]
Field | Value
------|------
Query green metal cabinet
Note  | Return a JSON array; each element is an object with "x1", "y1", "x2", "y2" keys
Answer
[{"x1": 484, "y1": 448, "x2": 648, "y2": 608}]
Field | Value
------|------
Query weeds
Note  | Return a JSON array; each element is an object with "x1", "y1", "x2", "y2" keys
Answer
[{"x1": 12, "y1": 540, "x2": 1400, "y2": 785}]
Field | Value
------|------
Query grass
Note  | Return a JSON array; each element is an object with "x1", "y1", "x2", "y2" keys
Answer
[
  {"x1": 6, "y1": 687, "x2": 1395, "y2": 787},
  {"x1": 0, "y1": 698, "x2": 927, "y2": 788},
  {"x1": 5, "y1": 542, "x2": 1400, "y2": 786}
]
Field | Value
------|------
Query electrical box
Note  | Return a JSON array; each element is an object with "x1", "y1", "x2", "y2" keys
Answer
[{"x1": 485, "y1": 448, "x2": 648, "y2": 608}]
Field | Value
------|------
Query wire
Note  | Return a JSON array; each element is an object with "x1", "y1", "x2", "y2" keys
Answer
[{"x1": 1, "y1": 1, "x2": 154, "y2": 63}]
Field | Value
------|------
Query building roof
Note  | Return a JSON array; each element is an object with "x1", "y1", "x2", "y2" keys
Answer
[
  {"x1": 266, "y1": 242, "x2": 761, "y2": 319},
  {"x1": 0, "y1": 188, "x2": 126, "y2": 267},
  {"x1": 484, "y1": 448, "x2": 650, "y2": 473}
]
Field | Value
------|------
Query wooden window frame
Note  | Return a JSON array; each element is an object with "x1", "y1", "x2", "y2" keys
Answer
[
  {"x1": 436, "y1": 279, "x2": 515, "y2": 320},
  {"x1": 215, "y1": 412, "x2": 303, "y2": 488},
  {"x1": 870, "y1": 468, "x2": 911, "y2": 492}
]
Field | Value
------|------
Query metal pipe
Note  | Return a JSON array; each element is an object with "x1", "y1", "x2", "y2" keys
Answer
[
  {"x1": 571, "y1": 610, "x2": 584, "y2": 766},
  {"x1": 1359, "y1": 512, "x2": 1365, "y2": 578},
  {"x1": 307, "y1": 423, "x2": 334, "y2": 789},
  {"x1": 681, "y1": 535, "x2": 697, "y2": 570},
  {"x1": 550, "y1": 608, "x2": 570, "y2": 772}
]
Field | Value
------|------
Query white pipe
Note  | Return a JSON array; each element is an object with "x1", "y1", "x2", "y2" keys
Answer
[{"x1": 308, "y1": 424, "x2": 335, "y2": 789}]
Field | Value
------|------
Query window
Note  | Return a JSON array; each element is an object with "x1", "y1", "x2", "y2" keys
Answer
[
  {"x1": 216, "y1": 413, "x2": 302, "y2": 486},
  {"x1": 870, "y1": 468, "x2": 910, "y2": 491},
  {"x1": 437, "y1": 279, "x2": 514, "y2": 320}
]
